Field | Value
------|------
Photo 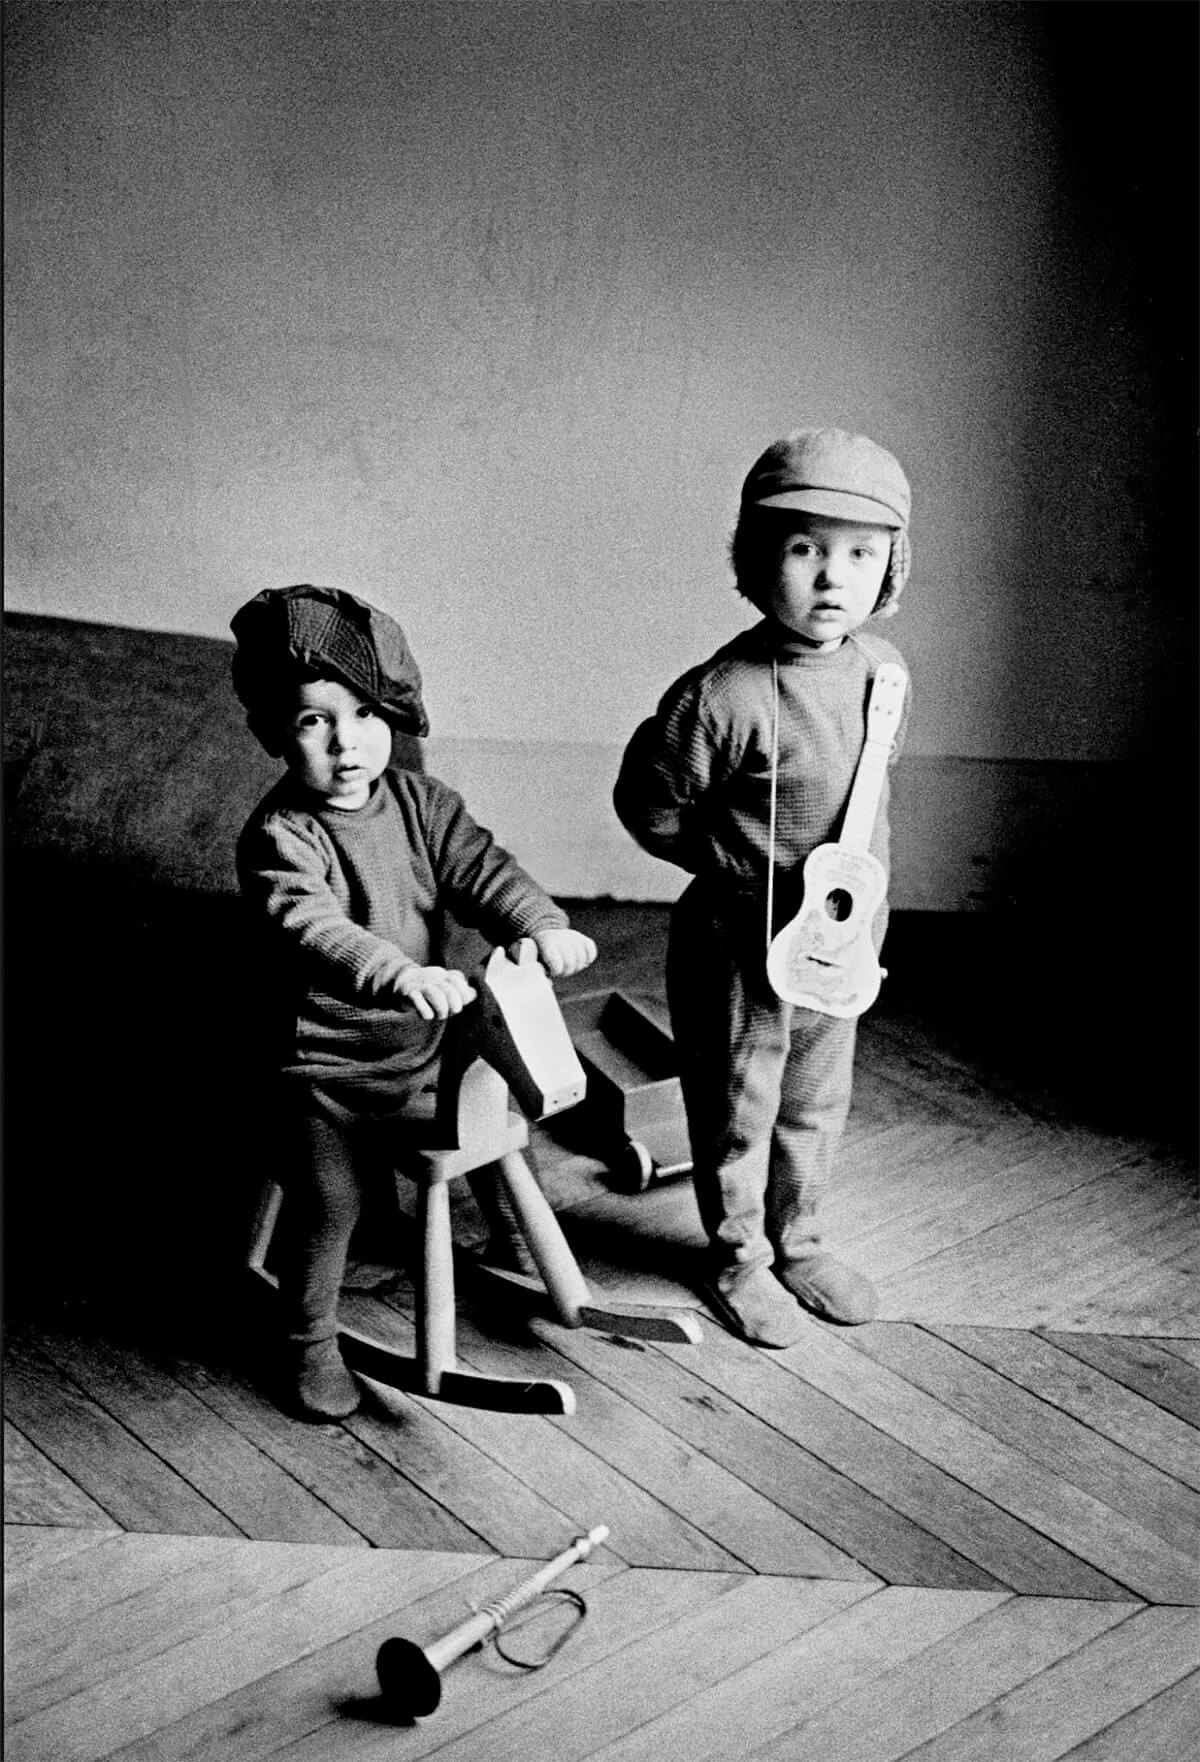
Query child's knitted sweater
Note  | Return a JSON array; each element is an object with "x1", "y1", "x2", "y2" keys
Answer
[
  {"x1": 238, "y1": 766, "x2": 568, "y2": 1085},
  {"x1": 614, "y1": 621, "x2": 909, "y2": 930}
]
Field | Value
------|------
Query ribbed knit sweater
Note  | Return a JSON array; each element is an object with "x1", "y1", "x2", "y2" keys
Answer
[
  {"x1": 614, "y1": 621, "x2": 909, "y2": 929},
  {"x1": 237, "y1": 766, "x2": 568, "y2": 1084}
]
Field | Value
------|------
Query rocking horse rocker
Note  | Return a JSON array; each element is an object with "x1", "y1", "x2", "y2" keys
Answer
[{"x1": 248, "y1": 942, "x2": 702, "y2": 1416}]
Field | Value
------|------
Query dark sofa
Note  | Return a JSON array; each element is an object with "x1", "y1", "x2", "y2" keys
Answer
[{"x1": 3, "y1": 612, "x2": 423, "y2": 1316}]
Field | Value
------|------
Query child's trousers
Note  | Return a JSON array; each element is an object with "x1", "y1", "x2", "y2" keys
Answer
[
  {"x1": 272, "y1": 1082, "x2": 536, "y2": 1346},
  {"x1": 274, "y1": 1098, "x2": 382, "y2": 1348},
  {"x1": 666, "y1": 881, "x2": 859, "y2": 1276}
]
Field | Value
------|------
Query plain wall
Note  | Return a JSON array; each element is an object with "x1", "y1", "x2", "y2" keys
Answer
[{"x1": 5, "y1": 0, "x2": 1195, "y2": 904}]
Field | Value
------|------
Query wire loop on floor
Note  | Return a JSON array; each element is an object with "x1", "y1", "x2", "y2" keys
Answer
[{"x1": 489, "y1": 1588, "x2": 588, "y2": 1670}]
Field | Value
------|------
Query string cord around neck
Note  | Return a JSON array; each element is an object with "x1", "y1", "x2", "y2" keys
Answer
[
  {"x1": 766, "y1": 657, "x2": 779, "y2": 957},
  {"x1": 764, "y1": 644, "x2": 884, "y2": 961}
]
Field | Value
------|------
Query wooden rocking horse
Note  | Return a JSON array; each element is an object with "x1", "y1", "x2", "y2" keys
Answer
[{"x1": 248, "y1": 941, "x2": 701, "y2": 1415}]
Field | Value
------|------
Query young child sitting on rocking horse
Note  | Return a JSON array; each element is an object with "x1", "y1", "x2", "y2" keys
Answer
[{"x1": 232, "y1": 584, "x2": 596, "y2": 1420}]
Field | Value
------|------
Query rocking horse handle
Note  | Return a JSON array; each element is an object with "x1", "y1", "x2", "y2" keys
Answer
[{"x1": 457, "y1": 944, "x2": 588, "y2": 1124}]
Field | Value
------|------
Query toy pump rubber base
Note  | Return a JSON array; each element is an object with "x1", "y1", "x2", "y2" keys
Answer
[{"x1": 376, "y1": 1636, "x2": 444, "y2": 1719}]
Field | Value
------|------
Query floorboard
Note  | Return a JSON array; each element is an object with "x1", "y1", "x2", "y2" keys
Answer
[
  {"x1": 5, "y1": 903, "x2": 1197, "y2": 1757},
  {"x1": 353, "y1": 1292, "x2": 857, "y2": 1577},
  {"x1": 893, "y1": 1605, "x2": 1200, "y2": 1762},
  {"x1": 3, "y1": 1349, "x2": 241, "y2": 1540},
  {"x1": 352, "y1": 1295, "x2": 747, "y2": 1573},
  {"x1": 1037, "y1": 1332, "x2": 1200, "y2": 1424},
  {"x1": 929, "y1": 1324, "x2": 1200, "y2": 1493},
  {"x1": 624, "y1": 1593, "x2": 1128, "y2": 1762},
  {"x1": 3, "y1": 1423, "x2": 114, "y2": 1530},
  {"x1": 850, "y1": 1326, "x2": 1200, "y2": 1560},
  {"x1": 520, "y1": 1310, "x2": 1005, "y2": 1591},
  {"x1": 375, "y1": 1575, "x2": 881, "y2": 1762},
  {"x1": 9, "y1": 1530, "x2": 1198, "y2": 1762},
  {"x1": 10, "y1": 1323, "x2": 368, "y2": 1547},
  {"x1": 1059, "y1": 1673, "x2": 1200, "y2": 1761},
  {"x1": 766, "y1": 1321, "x2": 1197, "y2": 1604}
]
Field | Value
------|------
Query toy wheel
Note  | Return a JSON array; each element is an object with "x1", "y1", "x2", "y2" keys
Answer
[{"x1": 612, "y1": 1139, "x2": 655, "y2": 1194}]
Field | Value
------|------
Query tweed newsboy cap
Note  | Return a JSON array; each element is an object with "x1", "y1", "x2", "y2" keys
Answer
[
  {"x1": 741, "y1": 428, "x2": 910, "y2": 530},
  {"x1": 231, "y1": 584, "x2": 429, "y2": 739}
]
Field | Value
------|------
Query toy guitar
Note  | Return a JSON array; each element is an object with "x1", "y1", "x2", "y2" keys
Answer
[{"x1": 765, "y1": 662, "x2": 907, "y2": 1018}]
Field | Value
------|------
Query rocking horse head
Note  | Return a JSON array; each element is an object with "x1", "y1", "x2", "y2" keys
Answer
[
  {"x1": 434, "y1": 942, "x2": 586, "y2": 1137},
  {"x1": 472, "y1": 942, "x2": 587, "y2": 1120}
]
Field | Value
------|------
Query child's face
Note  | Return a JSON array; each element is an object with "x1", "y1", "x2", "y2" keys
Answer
[
  {"x1": 279, "y1": 678, "x2": 393, "y2": 810},
  {"x1": 758, "y1": 513, "x2": 892, "y2": 648}
]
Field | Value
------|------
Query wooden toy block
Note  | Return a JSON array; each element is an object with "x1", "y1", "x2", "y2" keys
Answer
[{"x1": 557, "y1": 990, "x2": 693, "y2": 1192}]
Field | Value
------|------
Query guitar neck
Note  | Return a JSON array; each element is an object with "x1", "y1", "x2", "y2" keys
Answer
[
  {"x1": 838, "y1": 663, "x2": 906, "y2": 852},
  {"x1": 838, "y1": 735, "x2": 891, "y2": 852}
]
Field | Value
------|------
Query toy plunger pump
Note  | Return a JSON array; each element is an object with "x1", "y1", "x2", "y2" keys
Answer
[{"x1": 376, "y1": 1525, "x2": 610, "y2": 1719}]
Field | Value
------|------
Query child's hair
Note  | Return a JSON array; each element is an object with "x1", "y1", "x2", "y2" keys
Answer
[
  {"x1": 729, "y1": 510, "x2": 910, "y2": 619},
  {"x1": 730, "y1": 427, "x2": 912, "y2": 620},
  {"x1": 231, "y1": 584, "x2": 429, "y2": 754}
]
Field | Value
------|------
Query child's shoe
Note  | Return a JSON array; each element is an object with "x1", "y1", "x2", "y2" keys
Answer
[
  {"x1": 703, "y1": 1265, "x2": 804, "y2": 1348},
  {"x1": 288, "y1": 1337, "x2": 360, "y2": 1421},
  {"x1": 775, "y1": 1253, "x2": 878, "y2": 1326}
]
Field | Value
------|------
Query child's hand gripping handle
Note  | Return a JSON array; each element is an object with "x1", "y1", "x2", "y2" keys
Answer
[
  {"x1": 396, "y1": 965, "x2": 478, "y2": 1021},
  {"x1": 508, "y1": 927, "x2": 598, "y2": 978},
  {"x1": 476, "y1": 945, "x2": 588, "y2": 1121}
]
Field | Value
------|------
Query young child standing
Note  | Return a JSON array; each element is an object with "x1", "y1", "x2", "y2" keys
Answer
[
  {"x1": 614, "y1": 429, "x2": 911, "y2": 1347},
  {"x1": 232, "y1": 584, "x2": 596, "y2": 1418}
]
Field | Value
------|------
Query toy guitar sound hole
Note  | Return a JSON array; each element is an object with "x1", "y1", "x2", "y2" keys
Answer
[{"x1": 824, "y1": 890, "x2": 852, "y2": 922}]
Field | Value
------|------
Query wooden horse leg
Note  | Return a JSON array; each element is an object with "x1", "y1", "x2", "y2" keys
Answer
[
  {"x1": 247, "y1": 1175, "x2": 577, "y2": 1414},
  {"x1": 416, "y1": 1176, "x2": 456, "y2": 1396},
  {"x1": 494, "y1": 1152, "x2": 703, "y2": 1345},
  {"x1": 340, "y1": 1166, "x2": 578, "y2": 1414},
  {"x1": 247, "y1": 1179, "x2": 284, "y2": 1280},
  {"x1": 492, "y1": 1150, "x2": 591, "y2": 1317}
]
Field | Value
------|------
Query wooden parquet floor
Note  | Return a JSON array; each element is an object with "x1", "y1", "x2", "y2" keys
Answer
[{"x1": 5, "y1": 907, "x2": 1198, "y2": 1758}]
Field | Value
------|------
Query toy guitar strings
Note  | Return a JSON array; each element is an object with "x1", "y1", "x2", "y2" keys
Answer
[{"x1": 765, "y1": 659, "x2": 907, "y2": 1018}]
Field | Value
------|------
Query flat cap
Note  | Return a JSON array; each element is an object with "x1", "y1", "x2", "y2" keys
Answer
[
  {"x1": 741, "y1": 428, "x2": 910, "y2": 529},
  {"x1": 231, "y1": 585, "x2": 429, "y2": 738}
]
